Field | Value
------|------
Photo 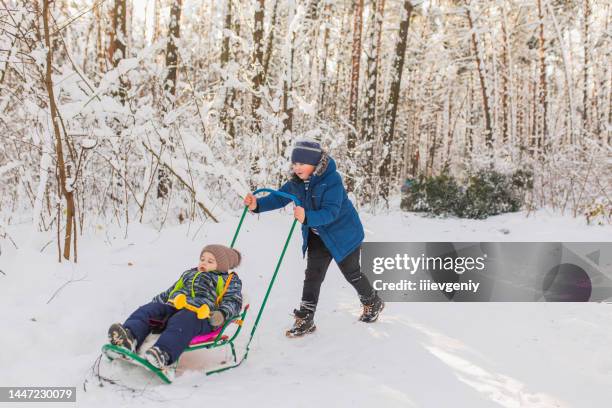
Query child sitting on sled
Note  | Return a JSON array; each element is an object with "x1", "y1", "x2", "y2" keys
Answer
[{"x1": 107, "y1": 244, "x2": 243, "y2": 369}]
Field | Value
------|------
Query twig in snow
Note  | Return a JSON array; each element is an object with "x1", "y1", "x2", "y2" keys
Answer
[
  {"x1": 46, "y1": 274, "x2": 87, "y2": 304},
  {"x1": 88, "y1": 354, "x2": 180, "y2": 401},
  {"x1": 0, "y1": 231, "x2": 18, "y2": 250},
  {"x1": 40, "y1": 240, "x2": 53, "y2": 253}
]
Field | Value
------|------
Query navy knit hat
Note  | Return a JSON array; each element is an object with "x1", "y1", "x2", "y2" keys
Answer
[{"x1": 291, "y1": 139, "x2": 322, "y2": 166}]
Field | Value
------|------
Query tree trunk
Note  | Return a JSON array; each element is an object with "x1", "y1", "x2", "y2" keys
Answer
[
  {"x1": 378, "y1": 0, "x2": 412, "y2": 201},
  {"x1": 158, "y1": 0, "x2": 183, "y2": 199},
  {"x1": 331, "y1": 4, "x2": 352, "y2": 120},
  {"x1": 262, "y1": 0, "x2": 279, "y2": 83},
  {"x1": 318, "y1": 3, "x2": 332, "y2": 118},
  {"x1": 465, "y1": 1, "x2": 493, "y2": 150},
  {"x1": 251, "y1": 0, "x2": 265, "y2": 133},
  {"x1": 108, "y1": 0, "x2": 127, "y2": 103},
  {"x1": 221, "y1": 0, "x2": 231, "y2": 66},
  {"x1": 153, "y1": 0, "x2": 161, "y2": 43},
  {"x1": 282, "y1": 2, "x2": 296, "y2": 139},
  {"x1": 95, "y1": 3, "x2": 105, "y2": 73},
  {"x1": 537, "y1": 0, "x2": 548, "y2": 155},
  {"x1": 347, "y1": 0, "x2": 364, "y2": 185},
  {"x1": 500, "y1": 5, "x2": 510, "y2": 144},
  {"x1": 362, "y1": 0, "x2": 385, "y2": 187},
  {"x1": 220, "y1": 0, "x2": 236, "y2": 146},
  {"x1": 582, "y1": 0, "x2": 590, "y2": 135},
  {"x1": 164, "y1": 0, "x2": 182, "y2": 104},
  {"x1": 42, "y1": 0, "x2": 77, "y2": 261},
  {"x1": 530, "y1": 64, "x2": 537, "y2": 152}
]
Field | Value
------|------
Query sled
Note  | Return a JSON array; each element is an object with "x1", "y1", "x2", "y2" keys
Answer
[
  {"x1": 102, "y1": 188, "x2": 301, "y2": 383},
  {"x1": 102, "y1": 305, "x2": 250, "y2": 384}
]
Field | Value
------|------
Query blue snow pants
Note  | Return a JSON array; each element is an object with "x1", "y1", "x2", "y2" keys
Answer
[{"x1": 123, "y1": 302, "x2": 213, "y2": 364}]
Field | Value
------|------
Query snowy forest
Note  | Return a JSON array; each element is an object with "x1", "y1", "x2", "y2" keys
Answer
[{"x1": 0, "y1": 0, "x2": 610, "y2": 261}]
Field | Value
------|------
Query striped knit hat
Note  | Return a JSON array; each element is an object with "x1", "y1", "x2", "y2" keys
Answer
[
  {"x1": 201, "y1": 245, "x2": 241, "y2": 272},
  {"x1": 291, "y1": 139, "x2": 322, "y2": 166}
]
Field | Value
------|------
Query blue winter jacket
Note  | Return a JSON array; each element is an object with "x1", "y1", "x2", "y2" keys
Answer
[
  {"x1": 152, "y1": 268, "x2": 243, "y2": 320},
  {"x1": 254, "y1": 153, "x2": 364, "y2": 262}
]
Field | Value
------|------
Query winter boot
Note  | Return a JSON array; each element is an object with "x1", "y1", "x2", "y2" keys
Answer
[
  {"x1": 359, "y1": 293, "x2": 384, "y2": 323},
  {"x1": 285, "y1": 309, "x2": 316, "y2": 337},
  {"x1": 107, "y1": 323, "x2": 137, "y2": 352},
  {"x1": 145, "y1": 346, "x2": 171, "y2": 369}
]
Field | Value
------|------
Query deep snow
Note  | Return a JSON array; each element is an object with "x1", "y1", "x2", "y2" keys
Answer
[{"x1": 1, "y1": 207, "x2": 611, "y2": 407}]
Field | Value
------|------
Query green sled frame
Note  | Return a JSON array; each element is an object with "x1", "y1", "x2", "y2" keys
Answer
[
  {"x1": 102, "y1": 187, "x2": 302, "y2": 384},
  {"x1": 102, "y1": 304, "x2": 250, "y2": 384}
]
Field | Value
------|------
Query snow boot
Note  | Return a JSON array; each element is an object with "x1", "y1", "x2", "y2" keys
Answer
[
  {"x1": 107, "y1": 323, "x2": 137, "y2": 352},
  {"x1": 285, "y1": 309, "x2": 316, "y2": 337},
  {"x1": 145, "y1": 346, "x2": 171, "y2": 369},
  {"x1": 359, "y1": 293, "x2": 384, "y2": 323}
]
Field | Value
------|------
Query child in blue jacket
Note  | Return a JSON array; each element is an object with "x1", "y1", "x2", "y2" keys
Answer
[
  {"x1": 244, "y1": 139, "x2": 384, "y2": 337},
  {"x1": 107, "y1": 244, "x2": 242, "y2": 368}
]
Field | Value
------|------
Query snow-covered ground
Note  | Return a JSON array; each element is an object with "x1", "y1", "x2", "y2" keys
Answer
[{"x1": 1, "y1": 208, "x2": 611, "y2": 407}]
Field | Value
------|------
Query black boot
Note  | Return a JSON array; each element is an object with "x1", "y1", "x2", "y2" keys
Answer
[
  {"x1": 359, "y1": 293, "x2": 384, "y2": 323},
  {"x1": 285, "y1": 309, "x2": 316, "y2": 337},
  {"x1": 108, "y1": 323, "x2": 137, "y2": 351},
  {"x1": 145, "y1": 346, "x2": 171, "y2": 369}
]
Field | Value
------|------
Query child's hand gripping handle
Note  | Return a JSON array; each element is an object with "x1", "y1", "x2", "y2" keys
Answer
[{"x1": 168, "y1": 294, "x2": 210, "y2": 319}]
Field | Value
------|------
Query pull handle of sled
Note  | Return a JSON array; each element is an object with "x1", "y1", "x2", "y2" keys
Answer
[
  {"x1": 210, "y1": 217, "x2": 299, "y2": 376},
  {"x1": 215, "y1": 187, "x2": 301, "y2": 376},
  {"x1": 230, "y1": 188, "x2": 301, "y2": 249},
  {"x1": 252, "y1": 188, "x2": 302, "y2": 206}
]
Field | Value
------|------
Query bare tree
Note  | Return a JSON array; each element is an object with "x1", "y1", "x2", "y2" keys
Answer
[
  {"x1": 153, "y1": 0, "x2": 161, "y2": 43},
  {"x1": 362, "y1": 0, "x2": 385, "y2": 187},
  {"x1": 582, "y1": 0, "x2": 591, "y2": 134},
  {"x1": 379, "y1": 0, "x2": 413, "y2": 201},
  {"x1": 158, "y1": 0, "x2": 183, "y2": 199},
  {"x1": 164, "y1": 0, "x2": 182, "y2": 103},
  {"x1": 42, "y1": 0, "x2": 77, "y2": 261},
  {"x1": 536, "y1": 0, "x2": 548, "y2": 155},
  {"x1": 347, "y1": 0, "x2": 364, "y2": 192},
  {"x1": 282, "y1": 1, "x2": 296, "y2": 139},
  {"x1": 263, "y1": 0, "x2": 279, "y2": 83},
  {"x1": 252, "y1": 0, "x2": 265, "y2": 133},
  {"x1": 465, "y1": 0, "x2": 493, "y2": 151},
  {"x1": 500, "y1": 4, "x2": 511, "y2": 144},
  {"x1": 220, "y1": 0, "x2": 237, "y2": 145},
  {"x1": 317, "y1": 3, "x2": 332, "y2": 118},
  {"x1": 108, "y1": 0, "x2": 127, "y2": 67},
  {"x1": 108, "y1": 0, "x2": 127, "y2": 103}
]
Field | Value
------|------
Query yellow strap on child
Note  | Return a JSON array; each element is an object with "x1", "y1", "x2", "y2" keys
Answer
[{"x1": 215, "y1": 272, "x2": 234, "y2": 306}]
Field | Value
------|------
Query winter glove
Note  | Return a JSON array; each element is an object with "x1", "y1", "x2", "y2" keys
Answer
[{"x1": 209, "y1": 310, "x2": 225, "y2": 327}]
